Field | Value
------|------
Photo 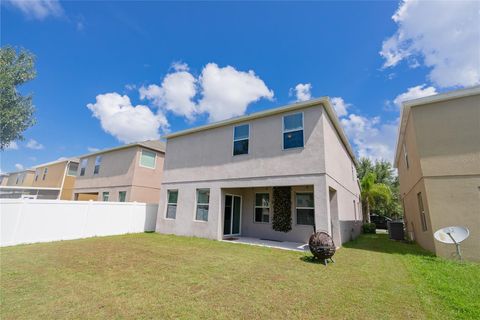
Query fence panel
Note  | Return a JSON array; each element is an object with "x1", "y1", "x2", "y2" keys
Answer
[{"x1": 0, "y1": 199, "x2": 159, "y2": 247}]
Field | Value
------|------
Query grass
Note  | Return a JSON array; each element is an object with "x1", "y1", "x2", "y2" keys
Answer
[{"x1": 1, "y1": 233, "x2": 479, "y2": 319}]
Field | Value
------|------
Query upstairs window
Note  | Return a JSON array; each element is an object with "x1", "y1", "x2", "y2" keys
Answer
[
  {"x1": 283, "y1": 113, "x2": 304, "y2": 149},
  {"x1": 34, "y1": 169, "x2": 40, "y2": 181},
  {"x1": 255, "y1": 193, "x2": 270, "y2": 223},
  {"x1": 42, "y1": 168, "x2": 48, "y2": 180},
  {"x1": 94, "y1": 156, "x2": 102, "y2": 175},
  {"x1": 296, "y1": 192, "x2": 314, "y2": 225},
  {"x1": 233, "y1": 124, "x2": 249, "y2": 156},
  {"x1": 140, "y1": 149, "x2": 156, "y2": 169},
  {"x1": 80, "y1": 159, "x2": 88, "y2": 176},
  {"x1": 67, "y1": 162, "x2": 79, "y2": 176},
  {"x1": 403, "y1": 143, "x2": 410, "y2": 169}
]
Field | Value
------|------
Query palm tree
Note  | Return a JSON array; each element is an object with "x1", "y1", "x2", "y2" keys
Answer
[{"x1": 360, "y1": 172, "x2": 392, "y2": 223}]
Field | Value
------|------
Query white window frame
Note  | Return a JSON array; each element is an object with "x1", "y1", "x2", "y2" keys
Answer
[
  {"x1": 94, "y1": 156, "x2": 102, "y2": 175},
  {"x1": 139, "y1": 148, "x2": 157, "y2": 169},
  {"x1": 403, "y1": 143, "x2": 409, "y2": 169},
  {"x1": 295, "y1": 191, "x2": 315, "y2": 226},
  {"x1": 102, "y1": 191, "x2": 109, "y2": 202},
  {"x1": 353, "y1": 200, "x2": 357, "y2": 220},
  {"x1": 417, "y1": 192, "x2": 427, "y2": 232},
  {"x1": 282, "y1": 112, "x2": 305, "y2": 150},
  {"x1": 254, "y1": 192, "x2": 270, "y2": 224},
  {"x1": 34, "y1": 169, "x2": 40, "y2": 181},
  {"x1": 42, "y1": 168, "x2": 48, "y2": 181},
  {"x1": 118, "y1": 191, "x2": 127, "y2": 202},
  {"x1": 194, "y1": 188, "x2": 210, "y2": 222},
  {"x1": 165, "y1": 189, "x2": 178, "y2": 220},
  {"x1": 80, "y1": 159, "x2": 88, "y2": 176},
  {"x1": 232, "y1": 124, "x2": 250, "y2": 156},
  {"x1": 67, "y1": 162, "x2": 79, "y2": 177}
]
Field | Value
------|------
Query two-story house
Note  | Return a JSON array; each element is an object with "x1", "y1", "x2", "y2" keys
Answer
[
  {"x1": 31, "y1": 158, "x2": 80, "y2": 200},
  {"x1": 73, "y1": 140, "x2": 165, "y2": 203},
  {"x1": 0, "y1": 159, "x2": 79, "y2": 200},
  {"x1": 156, "y1": 98, "x2": 362, "y2": 245},
  {"x1": 395, "y1": 86, "x2": 480, "y2": 262}
]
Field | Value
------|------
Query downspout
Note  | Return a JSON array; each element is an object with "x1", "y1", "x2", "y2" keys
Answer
[{"x1": 58, "y1": 161, "x2": 69, "y2": 200}]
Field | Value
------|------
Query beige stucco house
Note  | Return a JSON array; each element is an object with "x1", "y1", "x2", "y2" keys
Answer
[
  {"x1": 156, "y1": 98, "x2": 362, "y2": 245},
  {"x1": 0, "y1": 159, "x2": 79, "y2": 200},
  {"x1": 395, "y1": 86, "x2": 480, "y2": 262},
  {"x1": 73, "y1": 140, "x2": 165, "y2": 203}
]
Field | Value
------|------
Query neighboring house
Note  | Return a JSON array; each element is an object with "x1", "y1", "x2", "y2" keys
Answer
[
  {"x1": 31, "y1": 158, "x2": 80, "y2": 200},
  {"x1": 0, "y1": 173, "x2": 9, "y2": 186},
  {"x1": 73, "y1": 140, "x2": 165, "y2": 203},
  {"x1": 156, "y1": 98, "x2": 362, "y2": 245},
  {"x1": 0, "y1": 159, "x2": 79, "y2": 200},
  {"x1": 5, "y1": 169, "x2": 35, "y2": 187},
  {"x1": 395, "y1": 86, "x2": 480, "y2": 262}
]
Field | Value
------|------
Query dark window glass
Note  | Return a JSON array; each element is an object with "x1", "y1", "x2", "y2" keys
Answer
[
  {"x1": 283, "y1": 130, "x2": 304, "y2": 149},
  {"x1": 297, "y1": 209, "x2": 315, "y2": 225},
  {"x1": 234, "y1": 124, "x2": 249, "y2": 140},
  {"x1": 233, "y1": 139, "x2": 249, "y2": 155}
]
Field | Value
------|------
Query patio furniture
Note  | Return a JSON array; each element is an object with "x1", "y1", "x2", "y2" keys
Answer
[{"x1": 309, "y1": 232, "x2": 336, "y2": 265}]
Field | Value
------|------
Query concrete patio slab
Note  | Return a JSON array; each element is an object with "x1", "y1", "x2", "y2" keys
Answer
[{"x1": 221, "y1": 236, "x2": 309, "y2": 252}]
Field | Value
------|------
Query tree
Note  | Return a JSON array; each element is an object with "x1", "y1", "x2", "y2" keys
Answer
[
  {"x1": 0, "y1": 46, "x2": 36, "y2": 150},
  {"x1": 360, "y1": 172, "x2": 392, "y2": 222}
]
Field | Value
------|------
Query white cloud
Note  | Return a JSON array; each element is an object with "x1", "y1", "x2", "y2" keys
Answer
[
  {"x1": 87, "y1": 93, "x2": 169, "y2": 143},
  {"x1": 26, "y1": 139, "x2": 44, "y2": 150},
  {"x1": 87, "y1": 147, "x2": 100, "y2": 152},
  {"x1": 393, "y1": 84, "x2": 437, "y2": 108},
  {"x1": 171, "y1": 61, "x2": 189, "y2": 72},
  {"x1": 197, "y1": 63, "x2": 274, "y2": 122},
  {"x1": 291, "y1": 83, "x2": 312, "y2": 102},
  {"x1": 141, "y1": 62, "x2": 274, "y2": 123},
  {"x1": 380, "y1": 0, "x2": 480, "y2": 88},
  {"x1": 341, "y1": 114, "x2": 398, "y2": 162},
  {"x1": 15, "y1": 163, "x2": 24, "y2": 171},
  {"x1": 6, "y1": 0, "x2": 64, "y2": 20},
  {"x1": 140, "y1": 69, "x2": 197, "y2": 121},
  {"x1": 331, "y1": 97, "x2": 351, "y2": 117},
  {"x1": 5, "y1": 141, "x2": 19, "y2": 150}
]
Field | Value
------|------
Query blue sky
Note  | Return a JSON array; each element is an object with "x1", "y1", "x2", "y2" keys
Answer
[{"x1": 2, "y1": 0, "x2": 479, "y2": 172}]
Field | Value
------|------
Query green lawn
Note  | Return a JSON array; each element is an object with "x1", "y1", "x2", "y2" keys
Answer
[{"x1": 1, "y1": 233, "x2": 479, "y2": 319}]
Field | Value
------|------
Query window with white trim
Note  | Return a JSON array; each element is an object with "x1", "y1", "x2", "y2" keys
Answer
[
  {"x1": 166, "y1": 190, "x2": 178, "y2": 219},
  {"x1": 94, "y1": 156, "x2": 102, "y2": 175},
  {"x1": 102, "y1": 192, "x2": 109, "y2": 202},
  {"x1": 283, "y1": 113, "x2": 304, "y2": 149},
  {"x1": 296, "y1": 192, "x2": 314, "y2": 225},
  {"x1": 119, "y1": 191, "x2": 126, "y2": 202},
  {"x1": 140, "y1": 149, "x2": 156, "y2": 169},
  {"x1": 233, "y1": 124, "x2": 249, "y2": 156},
  {"x1": 417, "y1": 192, "x2": 427, "y2": 231},
  {"x1": 195, "y1": 189, "x2": 210, "y2": 221},
  {"x1": 34, "y1": 169, "x2": 40, "y2": 181},
  {"x1": 254, "y1": 193, "x2": 270, "y2": 223},
  {"x1": 403, "y1": 143, "x2": 409, "y2": 169},
  {"x1": 80, "y1": 159, "x2": 87, "y2": 176},
  {"x1": 42, "y1": 168, "x2": 48, "y2": 180},
  {"x1": 67, "y1": 162, "x2": 78, "y2": 176}
]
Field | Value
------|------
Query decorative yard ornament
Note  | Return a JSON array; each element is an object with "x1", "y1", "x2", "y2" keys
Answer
[{"x1": 308, "y1": 232, "x2": 336, "y2": 265}]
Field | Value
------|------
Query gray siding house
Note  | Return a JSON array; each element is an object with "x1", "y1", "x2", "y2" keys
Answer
[{"x1": 156, "y1": 98, "x2": 362, "y2": 245}]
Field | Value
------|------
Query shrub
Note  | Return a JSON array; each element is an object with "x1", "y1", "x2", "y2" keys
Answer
[
  {"x1": 362, "y1": 223, "x2": 376, "y2": 234},
  {"x1": 272, "y1": 186, "x2": 292, "y2": 232}
]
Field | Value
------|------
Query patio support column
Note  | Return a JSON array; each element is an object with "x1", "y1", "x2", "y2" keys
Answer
[
  {"x1": 313, "y1": 177, "x2": 331, "y2": 235},
  {"x1": 215, "y1": 188, "x2": 225, "y2": 240}
]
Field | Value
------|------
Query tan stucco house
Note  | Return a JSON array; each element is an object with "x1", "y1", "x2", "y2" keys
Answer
[
  {"x1": 395, "y1": 86, "x2": 480, "y2": 262},
  {"x1": 0, "y1": 159, "x2": 79, "y2": 200},
  {"x1": 73, "y1": 140, "x2": 165, "y2": 203},
  {"x1": 156, "y1": 98, "x2": 362, "y2": 245}
]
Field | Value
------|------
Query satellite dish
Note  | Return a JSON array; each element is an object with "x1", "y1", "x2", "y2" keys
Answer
[{"x1": 434, "y1": 226, "x2": 470, "y2": 260}]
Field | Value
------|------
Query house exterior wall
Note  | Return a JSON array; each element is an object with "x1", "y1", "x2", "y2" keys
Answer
[
  {"x1": 73, "y1": 146, "x2": 164, "y2": 203},
  {"x1": 157, "y1": 102, "x2": 360, "y2": 244},
  {"x1": 32, "y1": 161, "x2": 67, "y2": 188},
  {"x1": 6, "y1": 171, "x2": 35, "y2": 186},
  {"x1": 396, "y1": 92, "x2": 480, "y2": 261}
]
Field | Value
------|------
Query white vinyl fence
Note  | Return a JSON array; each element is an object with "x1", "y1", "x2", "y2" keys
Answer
[{"x1": 0, "y1": 199, "x2": 158, "y2": 247}]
